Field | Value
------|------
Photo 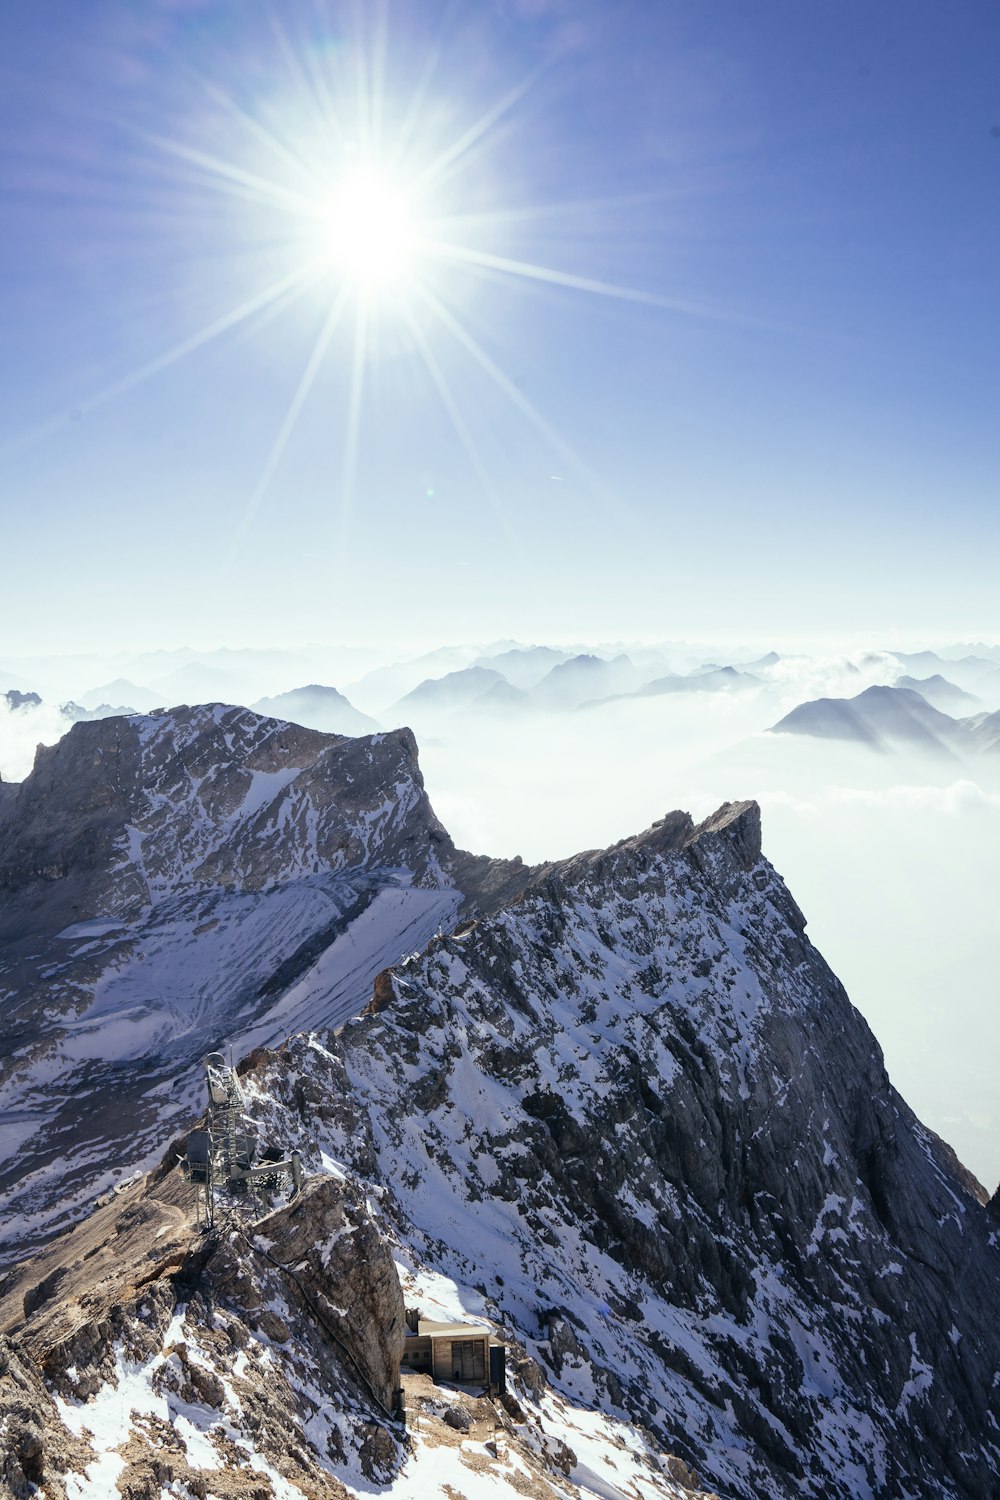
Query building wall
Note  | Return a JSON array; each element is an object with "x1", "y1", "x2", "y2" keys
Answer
[
  {"x1": 431, "y1": 1335, "x2": 487, "y2": 1384},
  {"x1": 400, "y1": 1335, "x2": 432, "y2": 1372}
]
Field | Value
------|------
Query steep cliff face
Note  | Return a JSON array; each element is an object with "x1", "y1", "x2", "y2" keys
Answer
[
  {"x1": 0, "y1": 706, "x2": 527, "y2": 1262},
  {"x1": 233, "y1": 802, "x2": 1000, "y2": 1500}
]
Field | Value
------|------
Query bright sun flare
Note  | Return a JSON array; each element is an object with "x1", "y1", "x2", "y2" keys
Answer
[
  {"x1": 318, "y1": 167, "x2": 416, "y2": 288},
  {"x1": 128, "y1": 16, "x2": 693, "y2": 545}
]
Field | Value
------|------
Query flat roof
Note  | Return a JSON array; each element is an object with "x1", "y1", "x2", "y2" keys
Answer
[{"x1": 415, "y1": 1319, "x2": 491, "y2": 1339}]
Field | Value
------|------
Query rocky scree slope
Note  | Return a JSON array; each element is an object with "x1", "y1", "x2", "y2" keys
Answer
[
  {"x1": 236, "y1": 801, "x2": 1000, "y2": 1500},
  {"x1": 0, "y1": 705, "x2": 529, "y2": 1262}
]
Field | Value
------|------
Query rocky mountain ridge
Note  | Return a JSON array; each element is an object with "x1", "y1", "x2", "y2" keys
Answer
[
  {"x1": 2, "y1": 792, "x2": 997, "y2": 1498},
  {"x1": 299, "y1": 797, "x2": 999, "y2": 1499},
  {"x1": 0, "y1": 705, "x2": 529, "y2": 1262},
  {"x1": 2, "y1": 705, "x2": 999, "y2": 1498}
]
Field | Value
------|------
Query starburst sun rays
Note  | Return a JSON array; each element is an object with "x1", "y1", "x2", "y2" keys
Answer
[{"x1": 54, "y1": 12, "x2": 732, "y2": 550}]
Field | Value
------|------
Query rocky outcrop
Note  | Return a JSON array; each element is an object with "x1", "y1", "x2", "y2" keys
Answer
[
  {"x1": 204, "y1": 1176, "x2": 406, "y2": 1412},
  {"x1": 0, "y1": 1157, "x2": 407, "y2": 1499}
]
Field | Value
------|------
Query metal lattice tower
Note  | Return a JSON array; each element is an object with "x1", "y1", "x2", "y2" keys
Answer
[{"x1": 182, "y1": 1050, "x2": 302, "y2": 1230}]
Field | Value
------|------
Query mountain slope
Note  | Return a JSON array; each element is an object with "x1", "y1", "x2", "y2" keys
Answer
[
  {"x1": 0, "y1": 705, "x2": 528, "y2": 1262},
  {"x1": 2, "y1": 793, "x2": 998, "y2": 1498},
  {"x1": 392, "y1": 666, "x2": 508, "y2": 716},
  {"x1": 0, "y1": 1132, "x2": 712, "y2": 1500},
  {"x1": 962, "y1": 708, "x2": 1000, "y2": 753},
  {"x1": 299, "y1": 800, "x2": 997, "y2": 1500},
  {"x1": 531, "y1": 654, "x2": 637, "y2": 710},
  {"x1": 895, "y1": 673, "x2": 980, "y2": 714}
]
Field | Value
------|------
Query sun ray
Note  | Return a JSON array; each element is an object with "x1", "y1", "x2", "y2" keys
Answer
[
  {"x1": 399, "y1": 298, "x2": 515, "y2": 538},
  {"x1": 412, "y1": 280, "x2": 597, "y2": 487},
  {"x1": 269, "y1": 11, "x2": 350, "y2": 157},
  {"x1": 85, "y1": 266, "x2": 321, "y2": 409},
  {"x1": 194, "y1": 76, "x2": 323, "y2": 192},
  {"x1": 367, "y1": 0, "x2": 390, "y2": 157},
  {"x1": 234, "y1": 282, "x2": 351, "y2": 551},
  {"x1": 334, "y1": 294, "x2": 370, "y2": 566},
  {"x1": 145, "y1": 132, "x2": 318, "y2": 218},
  {"x1": 387, "y1": 0, "x2": 464, "y2": 170},
  {"x1": 410, "y1": 74, "x2": 539, "y2": 196},
  {"x1": 350, "y1": 2, "x2": 378, "y2": 160},
  {"x1": 1, "y1": 264, "x2": 319, "y2": 462},
  {"x1": 420, "y1": 187, "x2": 675, "y2": 239},
  {"x1": 420, "y1": 239, "x2": 747, "y2": 324}
]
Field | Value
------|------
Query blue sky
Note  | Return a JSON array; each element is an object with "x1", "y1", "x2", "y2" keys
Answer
[{"x1": 2, "y1": 0, "x2": 999, "y2": 651}]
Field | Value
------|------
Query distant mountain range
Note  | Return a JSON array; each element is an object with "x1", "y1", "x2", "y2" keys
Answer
[
  {"x1": 252, "y1": 684, "x2": 380, "y2": 736},
  {"x1": 770, "y1": 684, "x2": 1000, "y2": 755},
  {"x1": 389, "y1": 653, "x2": 642, "y2": 717},
  {"x1": 894, "y1": 674, "x2": 980, "y2": 714}
]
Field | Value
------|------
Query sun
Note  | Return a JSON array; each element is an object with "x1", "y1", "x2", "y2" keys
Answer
[
  {"x1": 316, "y1": 166, "x2": 418, "y2": 290},
  {"x1": 115, "y1": 16, "x2": 701, "y2": 547}
]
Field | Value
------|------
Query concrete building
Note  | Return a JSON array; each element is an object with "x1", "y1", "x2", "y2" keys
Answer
[{"x1": 400, "y1": 1315, "x2": 506, "y2": 1393}]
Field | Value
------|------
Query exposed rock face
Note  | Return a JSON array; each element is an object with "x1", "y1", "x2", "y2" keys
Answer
[
  {"x1": 4, "y1": 722, "x2": 1000, "y2": 1497},
  {"x1": 232, "y1": 800, "x2": 1000, "y2": 1500},
  {"x1": 0, "y1": 706, "x2": 529, "y2": 1262},
  {"x1": 0, "y1": 708, "x2": 453, "y2": 918},
  {"x1": 0, "y1": 1161, "x2": 409, "y2": 1500},
  {"x1": 0, "y1": 1122, "x2": 707, "y2": 1499},
  {"x1": 209, "y1": 1175, "x2": 407, "y2": 1411}
]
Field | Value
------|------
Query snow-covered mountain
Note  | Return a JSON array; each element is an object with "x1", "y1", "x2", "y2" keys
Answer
[
  {"x1": 0, "y1": 705, "x2": 527, "y2": 1259},
  {"x1": 313, "y1": 799, "x2": 999, "y2": 1498},
  {"x1": 2, "y1": 791, "x2": 997, "y2": 1499}
]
